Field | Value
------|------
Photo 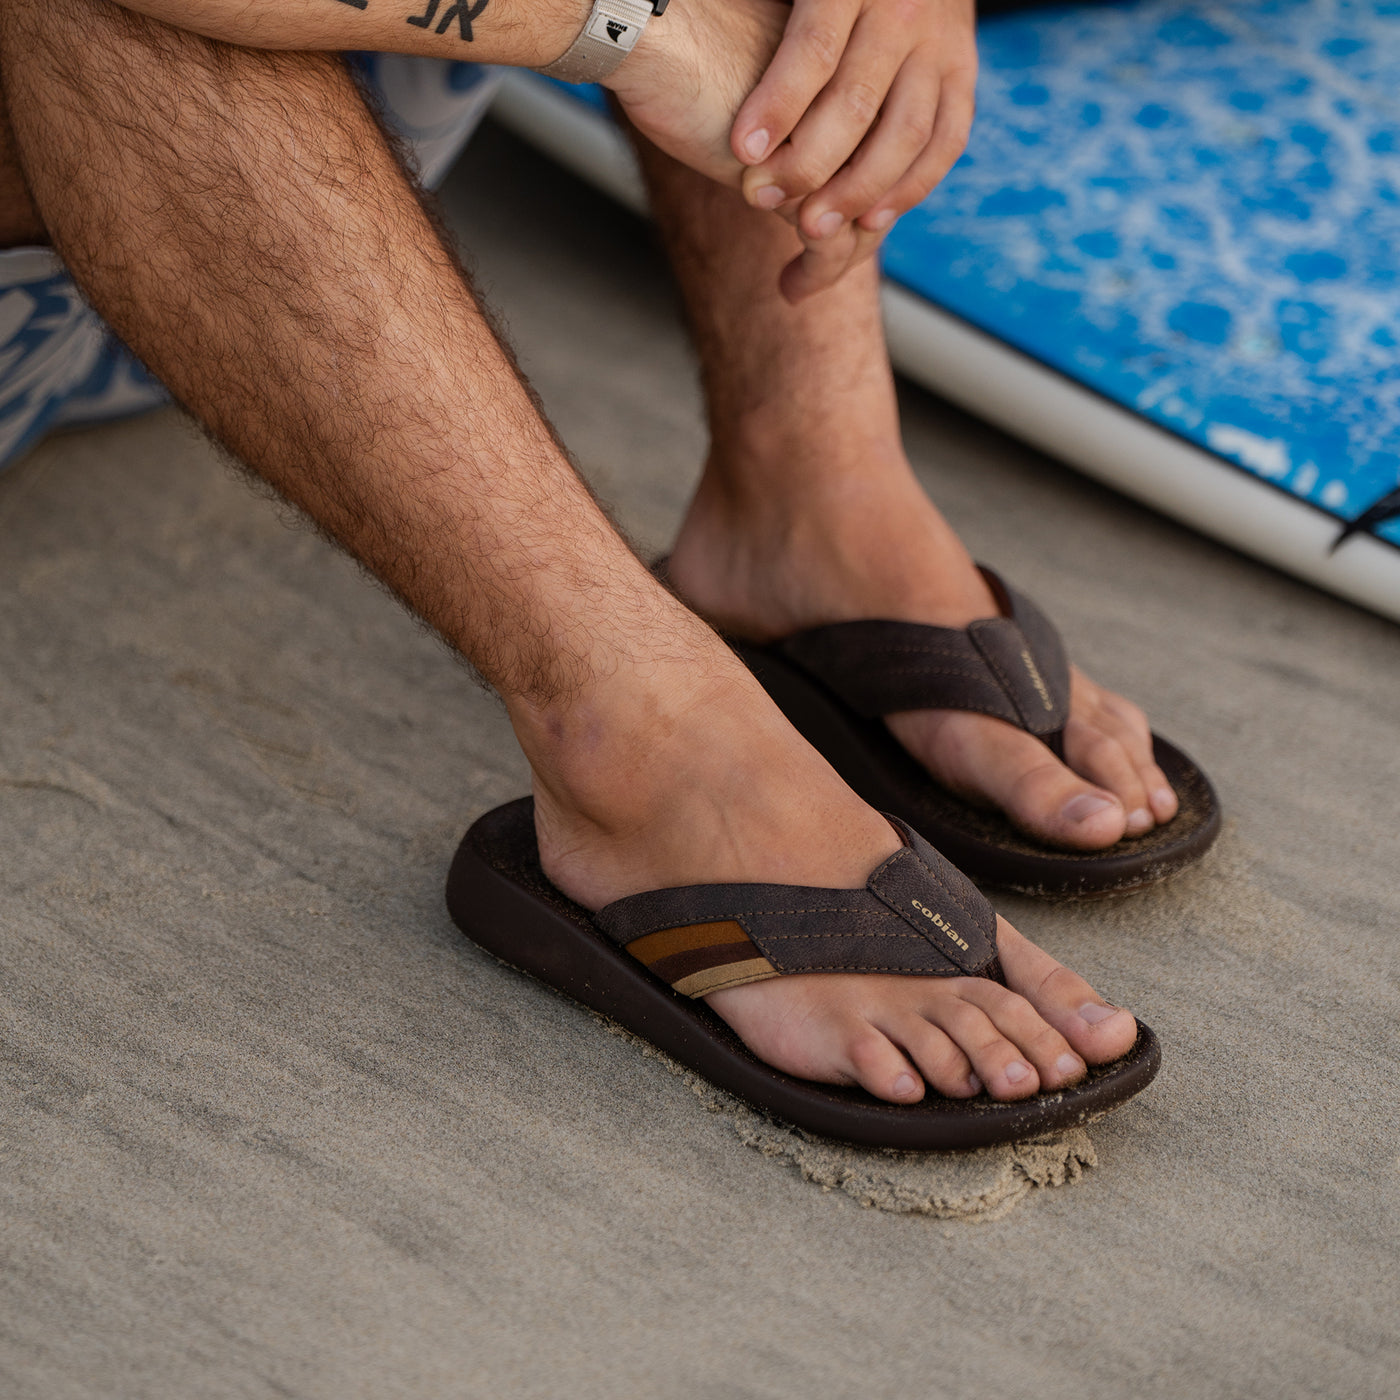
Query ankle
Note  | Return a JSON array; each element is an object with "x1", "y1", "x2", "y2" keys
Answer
[
  {"x1": 511, "y1": 623, "x2": 765, "y2": 846},
  {"x1": 516, "y1": 642, "x2": 900, "y2": 907},
  {"x1": 670, "y1": 460, "x2": 996, "y2": 638}
]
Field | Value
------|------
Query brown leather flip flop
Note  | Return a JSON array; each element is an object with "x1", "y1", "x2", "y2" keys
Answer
[
  {"x1": 722, "y1": 567, "x2": 1221, "y2": 897},
  {"x1": 446, "y1": 797, "x2": 1160, "y2": 1150}
]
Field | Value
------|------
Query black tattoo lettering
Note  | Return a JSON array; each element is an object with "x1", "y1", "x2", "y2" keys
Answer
[
  {"x1": 335, "y1": 0, "x2": 369, "y2": 9},
  {"x1": 405, "y1": 0, "x2": 491, "y2": 40}
]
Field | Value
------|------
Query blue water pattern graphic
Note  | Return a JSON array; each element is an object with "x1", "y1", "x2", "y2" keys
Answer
[{"x1": 883, "y1": 0, "x2": 1400, "y2": 547}]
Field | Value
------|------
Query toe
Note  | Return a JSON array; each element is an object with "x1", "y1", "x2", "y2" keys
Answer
[
  {"x1": 925, "y1": 998, "x2": 1043, "y2": 1100},
  {"x1": 845, "y1": 1024, "x2": 927, "y2": 1103},
  {"x1": 1067, "y1": 670, "x2": 1179, "y2": 830},
  {"x1": 1061, "y1": 719, "x2": 1153, "y2": 836},
  {"x1": 1148, "y1": 779, "x2": 1179, "y2": 825},
  {"x1": 995, "y1": 918, "x2": 1139, "y2": 1066},
  {"x1": 955, "y1": 978, "x2": 1088, "y2": 1090},
  {"x1": 881, "y1": 1015, "x2": 981, "y2": 1098},
  {"x1": 891, "y1": 710, "x2": 1129, "y2": 850},
  {"x1": 1009, "y1": 756, "x2": 1130, "y2": 849}
]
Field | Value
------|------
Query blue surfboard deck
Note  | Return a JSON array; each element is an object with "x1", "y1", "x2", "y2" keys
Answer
[
  {"x1": 894, "y1": 0, "x2": 1400, "y2": 550},
  {"x1": 489, "y1": 0, "x2": 1400, "y2": 620}
]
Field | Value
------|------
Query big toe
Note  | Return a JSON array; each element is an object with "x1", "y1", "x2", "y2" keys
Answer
[
  {"x1": 891, "y1": 711, "x2": 1129, "y2": 850},
  {"x1": 1005, "y1": 758, "x2": 1131, "y2": 850},
  {"x1": 996, "y1": 919, "x2": 1139, "y2": 1066}
]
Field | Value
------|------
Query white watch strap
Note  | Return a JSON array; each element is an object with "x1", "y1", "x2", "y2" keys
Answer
[{"x1": 539, "y1": 0, "x2": 655, "y2": 84}]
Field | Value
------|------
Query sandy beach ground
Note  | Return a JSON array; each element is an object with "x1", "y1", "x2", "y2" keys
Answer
[{"x1": 2, "y1": 121, "x2": 1398, "y2": 1398}]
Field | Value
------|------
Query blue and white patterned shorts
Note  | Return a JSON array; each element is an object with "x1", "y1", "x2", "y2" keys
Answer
[{"x1": 0, "y1": 58, "x2": 501, "y2": 470}]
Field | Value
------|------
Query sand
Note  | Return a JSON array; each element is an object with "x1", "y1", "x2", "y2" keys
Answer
[{"x1": 1, "y1": 121, "x2": 1397, "y2": 1398}]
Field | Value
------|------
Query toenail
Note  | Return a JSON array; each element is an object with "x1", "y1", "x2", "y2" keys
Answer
[
  {"x1": 892, "y1": 1072, "x2": 919, "y2": 1098},
  {"x1": 967, "y1": 1073, "x2": 982, "y2": 1094},
  {"x1": 1079, "y1": 1002, "x2": 1120, "y2": 1025},
  {"x1": 1062, "y1": 792, "x2": 1116, "y2": 824},
  {"x1": 1004, "y1": 1060, "x2": 1032, "y2": 1084},
  {"x1": 815, "y1": 210, "x2": 844, "y2": 238},
  {"x1": 1152, "y1": 786, "x2": 1176, "y2": 812},
  {"x1": 753, "y1": 184, "x2": 787, "y2": 210},
  {"x1": 867, "y1": 207, "x2": 897, "y2": 232},
  {"x1": 1055, "y1": 1053, "x2": 1084, "y2": 1079},
  {"x1": 1126, "y1": 806, "x2": 1152, "y2": 830}
]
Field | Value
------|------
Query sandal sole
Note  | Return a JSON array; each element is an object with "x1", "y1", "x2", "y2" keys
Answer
[{"x1": 446, "y1": 798, "x2": 1162, "y2": 1151}]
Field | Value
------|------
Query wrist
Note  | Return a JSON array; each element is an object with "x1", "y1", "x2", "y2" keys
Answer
[
  {"x1": 600, "y1": 0, "x2": 690, "y2": 99},
  {"x1": 537, "y1": 0, "x2": 675, "y2": 86},
  {"x1": 527, "y1": 0, "x2": 601, "y2": 69}
]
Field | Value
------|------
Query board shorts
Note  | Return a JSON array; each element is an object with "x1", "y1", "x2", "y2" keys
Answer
[{"x1": 0, "y1": 58, "x2": 503, "y2": 472}]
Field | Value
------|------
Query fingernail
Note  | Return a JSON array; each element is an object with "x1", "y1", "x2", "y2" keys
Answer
[
  {"x1": 753, "y1": 185, "x2": 787, "y2": 210},
  {"x1": 1126, "y1": 806, "x2": 1152, "y2": 832},
  {"x1": 743, "y1": 128, "x2": 771, "y2": 162},
  {"x1": 1055, "y1": 1052, "x2": 1084, "y2": 1079},
  {"x1": 814, "y1": 210, "x2": 844, "y2": 238},
  {"x1": 892, "y1": 1072, "x2": 919, "y2": 1098},
  {"x1": 1062, "y1": 792, "x2": 1115, "y2": 824},
  {"x1": 1003, "y1": 1060, "x2": 1032, "y2": 1084},
  {"x1": 1079, "y1": 1002, "x2": 1121, "y2": 1026},
  {"x1": 868, "y1": 207, "x2": 897, "y2": 231}
]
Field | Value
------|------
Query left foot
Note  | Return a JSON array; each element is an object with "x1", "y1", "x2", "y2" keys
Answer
[{"x1": 666, "y1": 456, "x2": 1179, "y2": 852}]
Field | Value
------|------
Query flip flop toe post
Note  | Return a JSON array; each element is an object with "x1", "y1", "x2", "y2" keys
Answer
[
  {"x1": 732, "y1": 567, "x2": 1221, "y2": 896},
  {"x1": 447, "y1": 797, "x2": 1160, "y2": 1150}
]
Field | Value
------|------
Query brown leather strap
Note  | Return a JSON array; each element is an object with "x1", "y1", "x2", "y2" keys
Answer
[
  {"x1": 776, "y1": 567, "x2": 1071, "y2": 745},
  {"x1": 594, "y1": 816, "x2": 998, "y2": 998}
]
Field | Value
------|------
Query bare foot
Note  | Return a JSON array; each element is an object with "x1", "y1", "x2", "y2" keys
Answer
[
  {"x1": 523, "y1": 645, "x2": 1139, "y2": 1106},
  {"x1": 666, "y1": 461, "x2": 1179, "y2": 852}
]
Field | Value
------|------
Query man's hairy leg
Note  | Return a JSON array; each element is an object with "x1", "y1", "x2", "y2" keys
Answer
[
  {"x1": 636, "y1": 139, "x2": 1182, "y2": 851},
  {"x1": 0, "y1": 94, "x2": 45, "y2": 247},
  {"x1": 0, "y1": 0, "x2": 1137, "y2": 1104}
]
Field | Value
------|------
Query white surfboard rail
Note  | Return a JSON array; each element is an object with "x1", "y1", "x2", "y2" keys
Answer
[{"x1": 489, "y1": 70, "x2": 1400, "y2": 625}]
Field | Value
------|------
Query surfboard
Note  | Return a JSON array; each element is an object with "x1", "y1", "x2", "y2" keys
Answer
[{"x1": 489, "y1": 0, "x2": 1400, "y2": 623}]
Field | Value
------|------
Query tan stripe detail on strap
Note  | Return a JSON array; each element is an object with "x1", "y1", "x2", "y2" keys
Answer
[
  {"x1": 672, "y1": 957, "x2": 779, "y2": 998},
  {"x1": 626, "y1": 920, "x2": 750, "y2": 967}
]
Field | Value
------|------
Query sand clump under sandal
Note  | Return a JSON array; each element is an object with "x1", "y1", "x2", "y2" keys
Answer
[
  {"x1": 726, "y1": 566, "x2": 1221, "y2": 897},
  {"x1": 447, "y1": 798, "x2": 1160, "y2": 1150}
]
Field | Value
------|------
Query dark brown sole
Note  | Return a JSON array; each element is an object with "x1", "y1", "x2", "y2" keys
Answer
[
  {"x1": 733, "y1": 640, "x2": 1222, "y2": 898},
  {"x1": 446, "y1": 798, "x2": 1162, "y2": 1151}
]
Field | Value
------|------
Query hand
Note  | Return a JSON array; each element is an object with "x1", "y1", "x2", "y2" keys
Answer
[{"x1": 730, "y1": 0, "x2": 977, "y2": 299}]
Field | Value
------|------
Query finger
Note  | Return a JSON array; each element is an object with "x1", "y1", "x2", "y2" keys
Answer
[
  {"x1": 955, "y1": 978, "x2": 1087, "y2": 1092},
  {"x1": 879, "y1": 1015, "x2": 981, "y2": 1098},
  {"x1": 856, "y1": 62, "x2": 977, "y2": 229},
  {"x1": 731, "y1": 0, "x2": 862, "y2": 167},
  {"x1": 796, "y1": 58, "x2": 939, "y2": 239},
  {"x1": 1062, "y1": 720, "x2": 1154, "y2": 836},
  {"x1": 743, "y1": 13, "x2": 910, "y2": 207},
  {"x1": 778, "y1": 219, "x2": 885, "y2": 302},
  {"x1": 924, "y1": 997, "x2": 1041, "y2": 1101}
]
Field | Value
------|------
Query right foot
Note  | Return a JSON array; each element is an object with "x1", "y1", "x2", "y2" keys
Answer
[
  {"x1": 664, "y1": 465, "x2": 1180, "y2": 852},
  {"x1": 519, "y1": 638, "x2": 1139, "y2": 1106}
]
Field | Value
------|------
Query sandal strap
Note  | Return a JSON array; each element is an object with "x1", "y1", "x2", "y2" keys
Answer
[
  {"x1": 595, "y1": 816, "x2": 998, "y2": 999},
  {"x1": 777, "y1": 567, "x2": 1071, "y2": 742}
]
